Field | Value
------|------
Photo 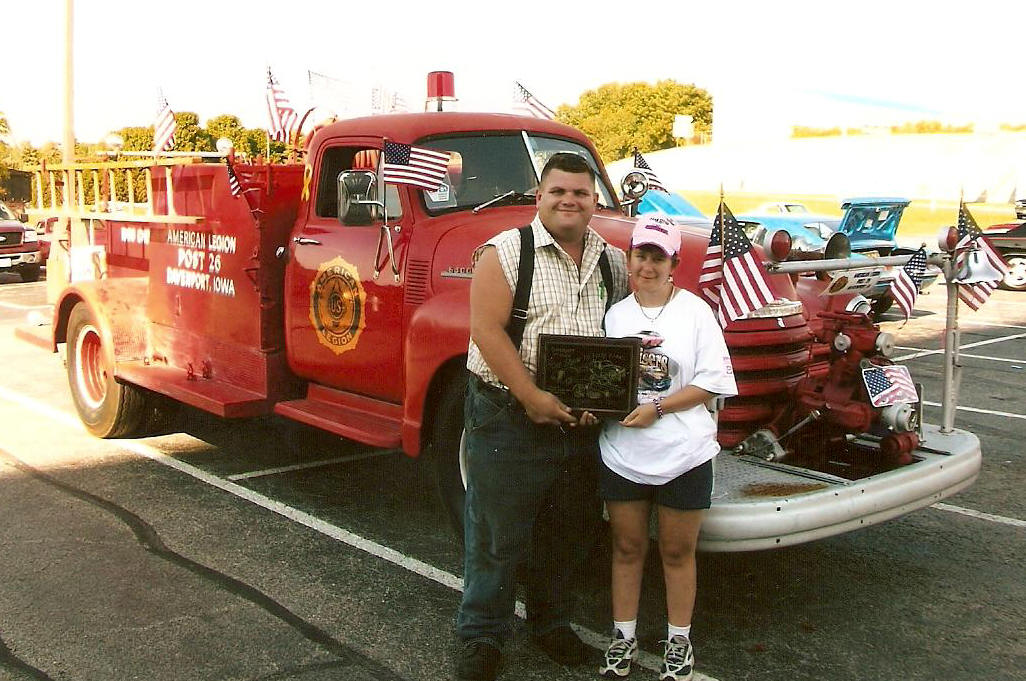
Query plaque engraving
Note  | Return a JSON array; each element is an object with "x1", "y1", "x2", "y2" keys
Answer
[{"x1": 536, "y1": 334, "x2": 641, "y2": 419}]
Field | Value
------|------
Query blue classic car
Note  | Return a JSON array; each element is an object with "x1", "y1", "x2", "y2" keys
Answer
[
  {"x1": 632, "y1": 192, "x2": 936, "y2": 317},
  {"x1": 739, "y1": 197, "x2": 910, "y2": 256}
]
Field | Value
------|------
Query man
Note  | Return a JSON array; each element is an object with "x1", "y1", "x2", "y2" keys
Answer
[{"x1": 456, "y1": 153, "x2": 629, "y2": 680}]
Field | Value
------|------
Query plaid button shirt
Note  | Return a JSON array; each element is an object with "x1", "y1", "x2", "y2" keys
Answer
[{"x1": 467, "y1": 215, "x2": 629, "y2": 386}]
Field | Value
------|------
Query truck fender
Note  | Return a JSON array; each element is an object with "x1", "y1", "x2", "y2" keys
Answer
[
  {"x1": 52, "y1": 284, "x2": 103, "y2": 350},
  {"x1": 401, "y1": 287, "x2": 471, "y2": 456}
]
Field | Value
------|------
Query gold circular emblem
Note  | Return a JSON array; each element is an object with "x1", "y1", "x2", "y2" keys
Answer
[{"x1": 309, "y1": 256, "x2": 366, "y2": 354}]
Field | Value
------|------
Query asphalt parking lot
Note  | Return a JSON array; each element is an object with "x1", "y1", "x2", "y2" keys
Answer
[{"x1": 0, "y1": 274, "x2": 1023, "y2": 681}]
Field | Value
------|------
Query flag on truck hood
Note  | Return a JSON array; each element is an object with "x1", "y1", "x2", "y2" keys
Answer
[
  {"x1": 153, "y1": 92, "x2": 176, "y2": 153},
  {"x1": 955, "y1": 201, "x2": 1008, "y2": 311},
  {"x1": 862, "y1": 364, "x2": 919, "y2": 407},
  {"x1": 699, "y1": 200, "x2": 775, "y2": 327},
  {"x1": 888, "y1": 247, "x2": 927, "y2": 321},
  {"x1": 266, "y1": 68, "x2": 299, "y2": 143},
  {"x1": 632, "y1": 150, "x2": 667, "y2": 193},
  {"x1": 381, "y1": 141, "x2": 451, "y2": 191},
  {"x1": 513, "y1": 81, "x2": 555, "y2": 120}
]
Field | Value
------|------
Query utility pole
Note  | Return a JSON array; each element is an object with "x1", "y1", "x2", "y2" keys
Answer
[{"x1": 63, "y1": 0, "x2": 74, "y2": 165}]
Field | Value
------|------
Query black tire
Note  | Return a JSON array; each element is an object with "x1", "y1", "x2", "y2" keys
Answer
[
  {"x1": 429, "y1": 370, "x2": 469, "y2": 542},
  {"x1": 19, "y1": 264, "x2": 41, "y2": 283},
  {"x1": 870, "y1": 294, "x2": 893, "y2": 321},
  {"x1": 66, "y1": 302, "x2": 148, "y2": 438},
  {"x1": 998, "y1": 254, "x2": 1026, "y2": 292}
]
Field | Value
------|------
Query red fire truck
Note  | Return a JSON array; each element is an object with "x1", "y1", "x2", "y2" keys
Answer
[{"x1": 24, "y1": 109, "x2": 980, "y2": 551}]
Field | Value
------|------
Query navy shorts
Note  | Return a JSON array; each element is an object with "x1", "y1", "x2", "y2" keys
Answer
[{"x1": 599, "y1": 458, "x2": 714, "y2": 511}]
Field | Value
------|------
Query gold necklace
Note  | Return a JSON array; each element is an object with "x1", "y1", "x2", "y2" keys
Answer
[{"x1": 635, "y1": 286, "x2": 675, "y2": 322}]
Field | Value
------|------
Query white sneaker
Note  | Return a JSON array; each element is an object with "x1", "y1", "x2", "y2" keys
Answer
[
  {"x1": 598, "y1": 630, "x2": 638, "y2": 678},
  {"x1": 659, "y1": 635, "x2": 694, "y2": 681}
]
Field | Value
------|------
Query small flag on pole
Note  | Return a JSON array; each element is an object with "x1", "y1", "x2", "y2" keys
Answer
[
  {"x1": 697, "y1": 211, "x2": 724, "y2": 310},
  {"x1": 153, "y1": 92, "x2": 176, "y2": 152},
  {"x1": 954, "y1": 201, "x2": 1008, "y2": 311},
  {"x1": 266, "y1": 68, "x2": 299, "y2": 143},
  {"x1": 381, "y1": 140, "x2": 451, "y2": 191},
  {"x1": 226, "y1": 158, "x2": 242, "y2": 197},
  {"x1": 862, "y1": 364, "x2": 919, "y2": 407},
  {"x1": 888, "y1": 247, "x2": 927, "y2": 321},
  {"x1": 632, "y1": 150, "x2": 668, "y2": 193},
  {"x1": 513, "y1": 81, "x2": 555, "y2": 120},
  {"x1": 699, "y1": 200, "x2": 776, "y2": 326}
]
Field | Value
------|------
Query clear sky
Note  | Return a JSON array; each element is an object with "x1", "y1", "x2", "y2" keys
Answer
[{"x1": 2, "y1": 0, "x2": 1024, "y2": 147}]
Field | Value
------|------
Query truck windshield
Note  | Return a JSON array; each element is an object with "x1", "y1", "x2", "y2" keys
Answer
[
  {"x1": 0, "y1": 203, "x2": 15, "y2": 221},
  {"x1": 419, "y1": 133, "x2": 615, "y2": 215}
]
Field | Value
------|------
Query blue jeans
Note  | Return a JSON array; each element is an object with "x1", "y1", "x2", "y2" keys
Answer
[{"x1": 456, "y1": 376, "x2": 601, "y2": 646}]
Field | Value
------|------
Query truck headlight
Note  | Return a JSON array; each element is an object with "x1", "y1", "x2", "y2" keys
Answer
[{"x1": 23, "y1": 230, "x2": 38, "y2": 243}]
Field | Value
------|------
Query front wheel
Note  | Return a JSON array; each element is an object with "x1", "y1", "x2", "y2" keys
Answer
[
  {"x1": 66, "y1": 302, "x2": 148, "y2": 438},
  {"x1": 999, "y1": 254, "x2": 1026, "y2": 291},
  {"x1": 429, "y1": 371, "x2": 469, "y2": 542}
]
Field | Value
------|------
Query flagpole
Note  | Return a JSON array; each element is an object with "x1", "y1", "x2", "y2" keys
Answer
[
  {"x1": 941, "y1": 198, "x2": 963, "y2": 434},
  {"x1": 941, "y1": 252, "x2": 961, "y2": 434},
  {"x1": 718, "y1": 183, "x2": 725, "y2": 259}
]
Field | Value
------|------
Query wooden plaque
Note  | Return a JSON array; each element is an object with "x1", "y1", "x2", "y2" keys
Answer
[{"x1": 536, "y1": 334, "x2": 641, "y2": 419}]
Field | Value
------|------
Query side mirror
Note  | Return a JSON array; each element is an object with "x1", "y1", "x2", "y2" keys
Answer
[
  {"x1": 620, "y1": 171, "x2": 649, "y2": 201},
  {"x1": 337, "y1": 170, "x2": 379, "y2": 225}
]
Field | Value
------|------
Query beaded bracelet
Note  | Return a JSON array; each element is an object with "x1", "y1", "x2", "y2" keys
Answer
[{"x1": 652, "y1": 397, "x2": 665, "y2": 418}]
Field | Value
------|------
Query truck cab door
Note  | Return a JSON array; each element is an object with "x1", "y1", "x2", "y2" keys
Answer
[{"x1": 284, "y1": 143, "x2": 407, "y2": 403}]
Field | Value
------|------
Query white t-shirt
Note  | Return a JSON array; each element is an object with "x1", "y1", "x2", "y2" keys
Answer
[{"x1": 599, "y1": 288, "x2": 738, "y2": 485}]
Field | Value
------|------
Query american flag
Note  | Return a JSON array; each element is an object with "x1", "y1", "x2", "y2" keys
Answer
[
  {"x1": 632, "y1": 150, "x2": 668, "y2": 193},
  {"x1": 862, "y1": 364, "x2": 919, "y2": 407},
  {"x1": 513, "y1": 81, "x2": 555, "y2": 120},
  {"x1": 381, "y1": 140, "x2": 451, "y2": 191},
  {"x1": 266, "y1": 68, "x2": 299, "y2": 143},
  {"x1": 153, "y1": 92, "x2": 176, "y2": 152},
  {"x1": 699, "y1": 200, "x2": 776, "y2": 326},
  {"x1": 954, "y1": 202, "x2": 1008, "y2": 311},
  {"x1": 888, "y1": 247, "x2": 927, "y2": 321},
  {"x1": 226, "y1": 158, "x2": 242, "y2": 197}
]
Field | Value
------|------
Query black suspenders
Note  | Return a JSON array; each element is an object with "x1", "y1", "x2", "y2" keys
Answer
[{"x1": 506, "y1": 225, "x2": 615, "y2": 351}]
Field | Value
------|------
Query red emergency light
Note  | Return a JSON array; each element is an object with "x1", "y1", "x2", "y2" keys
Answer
[{"x1": 425, "y1": 71, "x2": 457, "y2": 112}]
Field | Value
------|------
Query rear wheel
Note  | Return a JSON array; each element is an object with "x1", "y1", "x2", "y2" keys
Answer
[
  {"x1": 429, "y1": 371, "x2": 469, "y2": 542},
  {"x1": 19, "y1": 264, "x2": 41, "y2": 283},
  {"x1": 66, "y1": 302, "x2": 148, "y2": 438},
  {"x1": 999, "y1": 254, "x2": 1026, "y2": 291}
]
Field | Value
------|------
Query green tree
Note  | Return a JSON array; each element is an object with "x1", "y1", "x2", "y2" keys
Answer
[
  {"x1": 169, "y1": 111, "x2": 214, "y2": 152},
  {"x1": 558, "y1": 80, "x2": 712, "y2": 162},
  {"x1": 205, "y1": 114, "x2": 245, "y2": 144},
  {"x1": 118, "y1": 126, "x2": 156, "y2": 152}
]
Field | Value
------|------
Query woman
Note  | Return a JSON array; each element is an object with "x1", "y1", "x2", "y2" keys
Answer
[{"x1": 597, "y1": 216, "x2": 737, "y2": 680}]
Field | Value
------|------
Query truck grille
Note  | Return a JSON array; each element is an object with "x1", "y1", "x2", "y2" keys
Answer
[
  {"x1": 718, "y1": 313, "x2": 813, "y2": 448},
  {"x1": 0, "y1": 231, "x2": 23, "y2": 247}
]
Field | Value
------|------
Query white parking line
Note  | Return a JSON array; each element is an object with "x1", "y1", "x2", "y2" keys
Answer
[
  {"x1": 920, "y1": 401, "x2": 1026, "y2": 420},
  {"x1": 0, "y1": 386, "x2": 716, "y2": 680},
  {"x1": 227, "y1": 451, "x2": 394, "y2": 481},
  {"x1": 894, "y1": 347, "x2": 1026, "y2": 365},
  {"x1": 893, "y1": 332, "x2": 1026, "y2": 361},
  {"x1": 0, "y1": 301, "x2": 52, "y2": 311},
  {"x1": 931, "y1": 503, "x2": 1026, "y2": 529}
]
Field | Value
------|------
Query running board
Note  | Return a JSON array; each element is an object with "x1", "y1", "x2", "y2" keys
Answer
[{"x1": 274, "y1": 384, "x2": 402, "y2": 448}]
